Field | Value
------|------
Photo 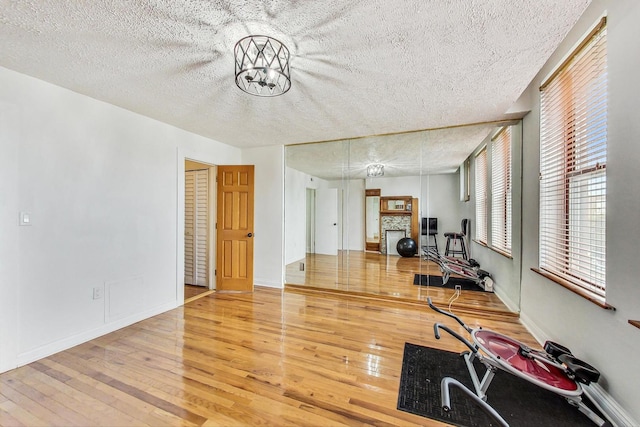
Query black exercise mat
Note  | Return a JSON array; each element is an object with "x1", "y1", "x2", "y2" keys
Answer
[
  {"x1": 413, "y1": 274, "x2": 487, "y2": 292},
  {"x1": 397, "y1": 342, "x2": 602, "y2": 427}
]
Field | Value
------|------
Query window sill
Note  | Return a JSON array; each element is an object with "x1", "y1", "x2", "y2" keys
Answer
[
  {"x1": 472, "y1": 239, "x2": 487, "y2": 247},
  {"x1": 531, "y1": 268, "x2": 615, "y2": 310},
  {"x1": 472, "y1": 240, "x2": 513, "y2": 260},
  {"x1": 629, "y1": 320, "x2": 640, "y2": 330},
  {"x1": 472, "y1": 239, "x2": 488, "y2": 248}
]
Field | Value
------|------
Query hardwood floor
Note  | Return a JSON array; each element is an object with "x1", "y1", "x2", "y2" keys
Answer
[
  {"x1": 0, "y1": 287, "x2": 538, "y2": 426},
  {"x1": 286, "y1": 251, "x2": 515, "y2": 317}
]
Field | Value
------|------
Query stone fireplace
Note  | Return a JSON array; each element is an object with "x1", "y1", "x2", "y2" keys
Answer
[{"x1": 380, "y1": 215, "x2": 412, "y2": 254}]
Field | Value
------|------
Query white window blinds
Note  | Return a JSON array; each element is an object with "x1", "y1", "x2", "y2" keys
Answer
[
  {"x1": 475, "y1": 148, "x2": 488, "y2": 244},
  {"x1": 539, "y1": 18, "x2": 607, "y2": 297},
  {"x1": 491, "y1": 127, "x2": 512, "y2": 255}
]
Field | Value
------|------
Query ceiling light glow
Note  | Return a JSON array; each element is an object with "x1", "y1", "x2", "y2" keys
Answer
[{"x1": 367, "y1": 164, "x2": 384, "y2": 177}]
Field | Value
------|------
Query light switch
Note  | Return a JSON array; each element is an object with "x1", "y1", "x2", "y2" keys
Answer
[{"x1": 19, "y1": 212, "x2": 32, "y2": 226}]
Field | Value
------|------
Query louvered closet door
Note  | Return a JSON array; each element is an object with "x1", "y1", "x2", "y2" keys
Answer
[
  {"x1": 194, "y1": 170, "x2": 209, "y2": 286},
  {"x1": 185, "y1": 172, "x2": 195, "y2": 284},
  {"x1": 184, "y1": 170, "x2": 209, "y2": 286}
]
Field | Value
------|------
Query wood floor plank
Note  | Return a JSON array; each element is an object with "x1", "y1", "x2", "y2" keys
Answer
[
  {"x1": 53, "y1": 350, "x2": 210, "y2": 425},
  {"x1": 0, "y1": 399, "x2": 46, "y2": 427},
  {"x1": 14, "y1": 367, "x2": 100, "y2": 426},
  {"x1": 44, "y1": 348, "x2": 198, "y2": 425},
  {"x1": 38, "y1": 356, "x2": 195, "y2": 426},
  {"x1": 0, "y1": 286, "x2": 539, "y2": 426},
  {"x1": 0, "y1": 408, "x2": 25, "y2": 427},
  {"x1": 0, "y1": 376, "x2": 74, "y2": 427},
  {"x1": 60, "y1": 335, "x2": 300, "y2": 426}
]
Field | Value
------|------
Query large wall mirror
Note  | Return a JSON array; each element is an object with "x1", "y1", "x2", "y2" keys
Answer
[
  {"x1": 365, "y1": 189, "x2": 381, "y2": 252},
  {"x1": 284, "y1": 120, "x2": 523, "y2": 314}
]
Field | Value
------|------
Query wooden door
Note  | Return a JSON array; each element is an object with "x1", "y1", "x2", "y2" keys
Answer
[{"x1": 216, "y1": 165, "x2": 254, "y2": 292}]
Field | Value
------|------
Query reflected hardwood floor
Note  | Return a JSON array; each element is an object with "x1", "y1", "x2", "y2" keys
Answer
[
  {"x1": 286, "y1": 251, "x2": 514, "y2": 317},
  {"x1": 184, "y1": 284, "x2": 213, "y2": 303},
  {"x1": 0, "y1": 287, "x2": 538, "y2": 426}
]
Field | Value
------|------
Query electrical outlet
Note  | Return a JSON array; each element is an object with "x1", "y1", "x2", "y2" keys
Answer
[
  {"x1": 455, "y1": 285, "x2": 462, "y2": 293},
  {"x1": 93, "y1": 287, "x2": 103, "y2": 300},
  {"x1": 299, "y1": 262, "x2": 305, "y2": 271}
]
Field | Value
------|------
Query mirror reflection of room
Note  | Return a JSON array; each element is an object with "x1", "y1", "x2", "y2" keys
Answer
[
  {"x1": 284, "y1": 121, "x2": 522, "y2": 316},
  {"x1": 365, "y1": 189, "x2": 381, "y2": 252}
]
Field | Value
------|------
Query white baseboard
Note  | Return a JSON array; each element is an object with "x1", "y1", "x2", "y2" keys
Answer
[
  {"x1": 583, "y1": 383, "x2": 639, "y2": 427},
  {"x1": 254, "y1": 278, "x2": 283, "y2": 289},
  {"x1": 0, "y1": 360, "x2": 17, "y2": 374},
  {"x1": 16, "y1": 301, "x2": 178, "y2": 368},
  {"x1": 519, "y1": 313, "x2": 638, "y2": 427}
]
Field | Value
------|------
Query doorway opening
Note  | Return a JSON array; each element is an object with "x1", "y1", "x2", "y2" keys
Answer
[{"x1": 184, "y1": 159, "x2": 216, "y2": 303}]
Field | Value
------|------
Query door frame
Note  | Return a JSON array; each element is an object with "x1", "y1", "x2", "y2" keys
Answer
[
  {"x1": 306, "y1": 188, "x2": 316, "y2": 253},
  {"x1": 184, "y1": 165, "x2": 215, "y2": 288},
  {"x1": 176, "y1": 152, "x2": 218, "y2": 304}
]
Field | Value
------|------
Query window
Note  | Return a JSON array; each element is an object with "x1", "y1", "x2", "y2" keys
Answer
[
  {"x1": 539, "y1": 18, "x2": 607, "y2": 299},
  {"x1": 491, "y1": 127, "x2": 512, "y2": 255},
  {"x1": 475, "y1": 148, "x2": 487, "y2": 243},
  {"x1": 474, "y1": 128, "x2": 513, "y2": 255}
]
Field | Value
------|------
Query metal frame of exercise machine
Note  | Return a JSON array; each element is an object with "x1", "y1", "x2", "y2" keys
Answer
[{"x1": 427, "y1": 298, "x2": 610, "y2": 426}]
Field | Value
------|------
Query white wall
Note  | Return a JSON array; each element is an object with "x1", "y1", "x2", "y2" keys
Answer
[
  {"x1": 367, "y1": 175, "x2": 421, "y2": 200},
  {"x1": 242, "y1": 145, "x2": 284, "y2": 288},
  {"x1": 340, "y1": 179, "x2": 365, "y2": 251},
  {"x1": 0, "y1": 66, "x2": 241, "y2": 372},
  {"x1": 0, "y1": 99, "x2": 20, "y2": 373},
  {"x1": 285, "y1": 171, "x2": 367, "y2": 259},
  {"x1": 517, "y1": 0, "x2": 640, "y2": 420},
  {"x1": 461, "y1": 122, "x2": 523, "y2": 311},
  {"x1": 284, "y1": 167, "x2": 317, "y2": 264},
  {"x1": 420, "y1": 174, "x2": 462, "y2": 252}
]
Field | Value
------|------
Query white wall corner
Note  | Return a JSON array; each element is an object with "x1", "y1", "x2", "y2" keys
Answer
[{"x1": 494, "y1": 287, "x2": 520, "y2": 313}]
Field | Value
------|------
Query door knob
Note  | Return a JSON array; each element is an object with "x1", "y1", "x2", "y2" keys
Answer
[{"x1": 247, "y1": 233, "x2": 253, "y2": 237}]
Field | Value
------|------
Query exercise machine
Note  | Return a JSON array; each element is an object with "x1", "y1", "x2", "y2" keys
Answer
[
  {"x1": 428, "y1": 298, "x2": 610, "y2": 426},
  {"x1": 423, "y1": 247, "x2": 494, "y2": 291}
]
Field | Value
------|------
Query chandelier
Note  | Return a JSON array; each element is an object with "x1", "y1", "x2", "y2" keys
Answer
[
  {"x1": 367, "y1": 164, "x2": 384, "y2": 177},
  {"x1": 234, "y1": 35, "x2": 291, "y2": 97}
]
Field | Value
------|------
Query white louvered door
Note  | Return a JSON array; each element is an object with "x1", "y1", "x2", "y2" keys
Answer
[
  {"x1": 184, "y1": 169, "x2": 209, "y2": 286},
  {"x1": 185, "y1": 172, "x2": 195, "y2": 284}
]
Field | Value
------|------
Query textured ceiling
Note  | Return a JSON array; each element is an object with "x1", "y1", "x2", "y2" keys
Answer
[
  {"x1": 286, "y1": 122, "x2": 504, "y2": 180},
  {"x1": 0, "y1": 0, "x2": 590, "y2": 157}
]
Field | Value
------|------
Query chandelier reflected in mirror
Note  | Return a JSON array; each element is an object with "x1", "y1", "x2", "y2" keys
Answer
[
  {"x1": 367, "y1": 164, "x2": 384, "y2": 177},
  {"x1": 234, "y1": 35, "x2": 291, "y2": 97}
]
